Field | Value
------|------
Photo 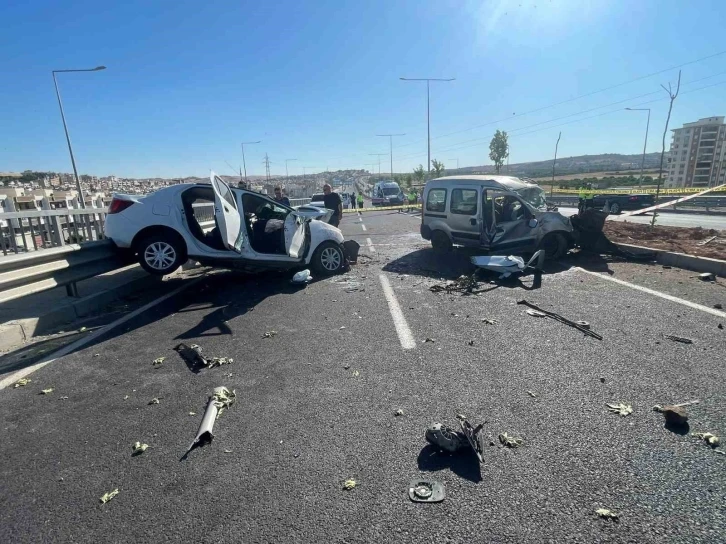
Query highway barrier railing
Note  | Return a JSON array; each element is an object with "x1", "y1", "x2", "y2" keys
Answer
[{"x1": 551, "y1": 186, "x2": 726, "y2": 195}]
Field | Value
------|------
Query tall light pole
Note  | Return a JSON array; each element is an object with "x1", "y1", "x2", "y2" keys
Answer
[
  {"x1": 625, "y1": 107, "x2": 651, "y2": 187},
  {"x1": 376, "y1": 133, "x2": 406, "y2": 180},
  {"x1": 52, "y1": 65, "x2": 106, "y2": 209},
  {"x1": 368, "y1": 153, "x2": 387, "y2": 176},
  {"x1": 241, "y1": 140, "x2": 261, "y2": 183},
  {"x1": 400, "y1": 77, "x2": 455, "y2": 173},
  {"x1": 448, "y1": 158, "x2": 459, "y2": 174},
  {"x1": 285, "y1": 159, "x2": 298, "y2": 184}
]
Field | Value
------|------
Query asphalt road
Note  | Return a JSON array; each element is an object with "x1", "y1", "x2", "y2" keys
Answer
[
  {"x1": 558, "y1": 207, "x2": 726, "y2": 230},
  {"x1": 1, "y1": 209, "x2": 725, "y2": 543}
]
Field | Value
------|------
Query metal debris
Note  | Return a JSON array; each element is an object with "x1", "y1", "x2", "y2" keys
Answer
[
  {"x1": 60, "y1": 396, "x2": 69, "y2": 400},
  {"x1": 664, "y1": 334, "x2": 693, "y2": 344},
  {"x1": 262, "y1": 331, "x2": 278, "y2": 339},
  {"x1": 343, "y1": 479, "x2": 357, "y2": 490},
  {"x1": 395, "y1": 409, "x2": 404, "y2": 417},
  {"x1": 481, "y1": 318, "x2": 498, "y2": 325},
  {"x1": 123, "y1": 395, "x2": 129, "y2": 400},
  {"x1": 692, "y1": 432, "x2": 720, "y2": 447},
  {"x1": 148, "y1": 398, "x2": 161, "y2": 405},
  {"x1": 132, "y1": 442, "x2": 149, "y2": 455},
  {"x1": 498, "y1": 432, "x2": 524, "y2": 448},
  {"x1": 208, "y1": 357, "x2": 234, "y2": 368},
  {"x1": 175, "y1": 343, "x2": 233, "y2": 370},
  {"x1": 457, "y1": 415, "x2": 485, "y2": 462},
  {"x1": 467, "y1": 340, "x2": 475, "y2": 346},
  {"x1": 698, "y1": 272, "x2": 716, "y2": 281},
  {"x1": 152, "y1": 357, "x2": 165, "y2": 366},
  {"x1": 189, "y1": 412, "x2": 196, "y2": 416},
  {"x1": 606, "y1": 403, "x2": 633, "y2": 417},
  {"x1": 352, "y1": 370, "x2": 360, "y2": 377},
  {"x1": 426, "y1": 423, "x2": 464, "y2": 453},
  {"x1": 100, "y1": 489, "x2": 119, "y2": 504},
  {"x1": 429, "y1": 274, "x2": 478, "y2": 294},
  {"x1": 518, "y1": 300, "x2": 602, "y2": 340},
  {"x1": 527, "y1": 390, "x2": 537, "y2": 398},
  {"x1": 653, "y1": 404, "x2": 690, "y2": 426},
  {"x1": 526, "y1": 309, "x2": 546, "y2": 317},
  {"x1": 408, "y1": 479, "x2": 445, "y2": 503},
  {"x1": 13, "y1": 378, "x2": 31, "y2": 388},
  {"x1": 698, "y1": 236, "x2": 717, "y2": 246},
  {"x1": 596, "y1": 508, "x2": 619, "y2": 521},
  {"x1": 41, "y1": 388, "x2": 54, "y2": 395},
  {"x1": 575, "y1": 320, "x2": 590, "y2": 329},
  {"x1": 183, "y1": 386, "x2": 236, "y2": 459},
  {"x1": 424, "y1": 337, "x2": 435, "y2": 343}
]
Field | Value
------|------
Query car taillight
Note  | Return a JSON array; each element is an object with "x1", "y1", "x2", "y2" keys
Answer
[{"x1": 108, "y1": 199, "x2": 135, "y2": 214}]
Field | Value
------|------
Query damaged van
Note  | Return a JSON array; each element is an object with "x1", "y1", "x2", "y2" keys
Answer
[{"x1": 420, "y1": 175, "x2": 573, "y2": 259}]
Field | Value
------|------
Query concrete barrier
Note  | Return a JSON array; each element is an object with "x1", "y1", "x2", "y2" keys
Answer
[{"x1": 616, "y1": 243, "x2": 726, "y2": 277}]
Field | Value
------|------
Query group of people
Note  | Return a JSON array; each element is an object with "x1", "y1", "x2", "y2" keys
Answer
[{"x1": 348, "y1": 191, "x2": 364, "y2": 210}]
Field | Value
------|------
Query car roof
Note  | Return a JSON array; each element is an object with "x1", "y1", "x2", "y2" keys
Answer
[{"x1": 425, "y1": 175, "x2": 538, "y2": 191}]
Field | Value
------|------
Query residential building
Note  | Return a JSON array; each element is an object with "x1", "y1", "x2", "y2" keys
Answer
[{"x1": 666, "y1": 116, "x2": 726, "y2": 188}]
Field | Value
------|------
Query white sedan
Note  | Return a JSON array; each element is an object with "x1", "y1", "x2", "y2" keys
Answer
[{"x1": 104, "y1": 173, "x2": 348, "y2": 277}]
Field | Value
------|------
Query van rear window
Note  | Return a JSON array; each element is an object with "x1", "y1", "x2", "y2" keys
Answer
[{"x1": 426, "y1": 189, "x2": 447, "y2": 213}]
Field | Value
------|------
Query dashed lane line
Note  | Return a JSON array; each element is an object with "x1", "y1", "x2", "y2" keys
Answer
[
  {"x1": 378, "y1": 274, "x2": 416, "y2": 350},
  {"x1": 366, "y1": 238, "x2": 376, "y2": 253},
  {"x1": 361, "y1": 223, "x2": 367, "y2": 231}
]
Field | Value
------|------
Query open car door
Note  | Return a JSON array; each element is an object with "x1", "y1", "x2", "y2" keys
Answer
[
  {"x1": 283, "y1": 213, "x2": 306, "y2": 258},
  {"x1": 210, "y1": 172, "x2": 243, "y2": 253}
]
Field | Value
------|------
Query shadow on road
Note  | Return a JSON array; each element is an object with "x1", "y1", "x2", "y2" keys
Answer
[{"x1": 417, "y1": 444, "x2": 482, "y2": 483}]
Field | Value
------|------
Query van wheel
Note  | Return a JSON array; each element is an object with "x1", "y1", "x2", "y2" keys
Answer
[
  {"x1": 431, "y1": 231, "x2": 452, "y2": 253},
  {"x1": 609, "y1": 202, "x2": 621, "y2": 214},
  {"x1": 312, "y1": 241, "x2": 345, "y2": 276},
  {"x1": 538, "y1": 233, "x2": 567, "y2": 260},
  {"x1": 137, "y1": 232, "x2": 185, "y2": 276}
]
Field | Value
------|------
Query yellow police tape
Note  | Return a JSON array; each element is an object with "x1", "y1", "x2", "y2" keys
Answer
[
  {"x1": 343, "y1": 204, "x2": 422, "y2": 213},
  {"x1": 553, "y1": 186, "x2": 726, "y2": 195}
]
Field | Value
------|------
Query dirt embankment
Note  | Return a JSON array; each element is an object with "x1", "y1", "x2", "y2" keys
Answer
[{"x1": 604, "y1": 222, "x2": 726, "y2": 260}]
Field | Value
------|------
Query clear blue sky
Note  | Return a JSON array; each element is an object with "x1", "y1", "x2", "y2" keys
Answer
[{"x1": 1, "y1": 0, "x2": 725, "y2": 179}]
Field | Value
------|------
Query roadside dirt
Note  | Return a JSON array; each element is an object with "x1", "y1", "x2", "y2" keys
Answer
[{"x1": 604, "y1": 221, "x2": 726, "y2": 260}]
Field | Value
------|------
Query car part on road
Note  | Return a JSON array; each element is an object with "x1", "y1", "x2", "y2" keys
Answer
[
  {"x1": 698, "y1": 236, "x2": 717, "y2": 246},
  {"x1": 152, "y1": 357, "x2": 165, "y2": 366},
  {"x1": 430, "y1": 274, "x2": 477, "y2": 294},
  {"x1": 570, "y1": 208, "x2": 653, "y2": 260},
  {"x1": 262, "y1": 331, "x2": 278, "y2": 338},
  {"x1": 132, "y1": 442, "x2": 149, "y2": 455},
  {"x1": 498, "y1": 432, "x2": 524, "y2": 448},
  {"x1": 527, "y1": 390, "x2": 537, "y2": 398},
  {"x1": 698, "y1": 272, "x2": 716, "y2": 281},
  {"x1": 291, "y1": 269, "x2": 312, "y2": 284},
  {"x1": 517, "y1": 300, "x2": 603, "y2": 340},
  {"x1": 311, "y1": 241, "x2": 345, "y2": 276},
  {"x1": 175, "y1": 342, "x2": 209, "y2": 368},
  {"x1": 183, "y1": 386, "x2": 236, "y2": 459},
  {"x1": 395, "y1": 409, "x2": 404, "y2": 416},
  {"x1": 664, "y1": 334, "x2": 693, "y2": 344},
  {"x1": 691, "y1": 432, "x2": 720, "y2": 447},
  {"x1": 526, "y1": 309, "x2": 546, "y2": 318},
  {"x1": 482, "y1": 318, "x2": 498, "y2": 325},
  {"x1": 606, "y1": 403, "x2": 633, "y2": 417},
  {"x1": 596, "y1": 508, "x2": 619, "y2": 521},
  {"x1": 342, "y1": 240, "x2": 360, "y2": 264},
  {"x1": 457, "y1": 415, "x2": 485, "y2": 462},
  {"x1": 575, "y1": 320, "x2": 590, "y2": 329},
  {"x1": 425, "y1": 423, "x2": 464, "y2": 453},
  {"x1": 408, "y1": 479, "x2": 445, "y2": 503},
  {"x1": 653, "y1": 404, "x2": 689, "y2": 426},
  {"x1": 14, "y1": 378, "x2": 31, "y2": 388},
  {"x1": 343, "y1": 479, "x2": 357, "y2": 490},
  {"x1": 471, "y1": 250, "x2": 545, "y2": 279},
  {"x1": 148, "y1": 398, "x2": 161, "y2": 405},
  {"x1": 100, "y1": 488, "x2": 119, "y2": 504}
]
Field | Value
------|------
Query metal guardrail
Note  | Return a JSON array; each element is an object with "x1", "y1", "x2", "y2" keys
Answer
[
  {"x1": 0, "y1": 208, "x2": 107, "y2": 256},
  {"x1": 547, "y1": 195, "x2": 726, "y2": 210}
]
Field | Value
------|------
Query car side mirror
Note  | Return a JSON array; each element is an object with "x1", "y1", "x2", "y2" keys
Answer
[{"x1": 528, "y1": 218, "x2": 538, "y2": 228}]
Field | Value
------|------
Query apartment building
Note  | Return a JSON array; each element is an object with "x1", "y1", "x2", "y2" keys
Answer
[{"x1": 666, "y1": 116, "x2": 726, "y2": 188}]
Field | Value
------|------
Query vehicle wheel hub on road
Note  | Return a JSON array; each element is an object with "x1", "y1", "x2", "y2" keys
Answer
[
  {"x1": 320, "y1": 247, "x2": 341, "y2": 271},
  {"x1": 145, "y1": 242, "x2": 176, "y2": 270}
]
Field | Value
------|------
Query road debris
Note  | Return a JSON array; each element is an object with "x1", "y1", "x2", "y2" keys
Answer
[
  {"x1": 698, "y1": 272, "x2": 716, "y2": 281},
  {"x1": 80, "y1": 327, "x2": 87, "y2": 332},
  {"x1": 596, "y1": 508, "x2": 619, "y2": 521},
  {"x1": 208, "y1": 357, "x2": 233, "y2": 368},
  {"x1": 175, "y1": 343, "x2": 233, "y2": 370},
  {"x1": 148, "y1": 398, "x2": 161, "y2": 405},
  {"x1": 343, "y1": 479, "x2": 357, "y2": 490},
  {"x1": 698, "y1": 236, "x2": 717, "y2": 246},
  {"x1": 518, "y1": 300, "x2": 602, "y2": 340},
  {"x1": 470, "y1": 250, "x2": 545, "y2": 279},
  {"x1": 408, "y1": 480, "x2": 445, "y2": 503},
  {"x1": 498, "y1": 432, "x2": 524, "y2": 448},
  {"x1": 426, "y1": 423, "x2": 463, "y2": 453},
  {"x1": 664, "y1": 334, "x2": 693, "y2": 344},
  {"x1": 395, "y1": 409, "x2": 404, "y2": 417},
  {"x1": 527, "y1": 390, "x2": 537, "y2": 398},
  {"x1": 189, "y1": 412, "x2": 196, "y2": 416},
  {"x1": 152, "y1": 357, "x2": 165, "y2": 366},
  {"x1": 262, "y1": 331, "x2": 278, "y2": 339},
  {"x1": 13, "y1": 378, "x2": 31, "y2": 388},
  {"x1": 424, "y1": 337, "x2": 435, "y2": 343},
  {"x1": 467, "y1": 340, "x2": 475, "y2": 346},
  {"x1": 352, "y1": 370, "x2": 360, "y2": 377},
  {"x1": 100, "y1": 489, "x2": 119, "y2": 504},
  {"x1": 481, "y1": 318, "x2": 498, "y2": 325},
  {"x1": 653, "y1": 401, "x2": 698, "y2": 426},
  {"x1": 606, "y1": 402, "x2": 633, "y2": 416},
  {"x1": 457, "y1": 415, "x2": 485, "y2": 462},
  {"x1": 60, "y1": 396, "x2": 69, "y2": 400},
  {"x1": 40, "y1": 388, "x2": 54, "y2": 395},
  {"x1": 291, "y1": 269, "x2": 312, "y2": 284},
  {"x1": 526, "y1": 309, "x2": 546, "y2": 317},
  {"x1": 429, "y1": 274, "x2": 478, "y2": 294},
  {"x1": 183, "y1": 386, "x2": 236, "y2": 459},
  {"x1": 132, "y1": 442, "x2": 149, "y2": 455},
  {"x1": 123, "y1": 395, "x2": 129, "y2": 400},
  {"x1": 692, "y1": 432, "x2": 720, "y2": 447}
]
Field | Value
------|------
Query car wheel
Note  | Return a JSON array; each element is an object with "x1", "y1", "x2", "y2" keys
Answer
[
  {"x1": 312, "y1": 241, "x2": 345, "y2": 276},
  {"x1": 609, "y1": 202, "x2": 621, "y2": 214},
  {"x1": 538, "y1": 232, "x2": 567, "y2": 260},
  {"x1": 431, "y1": 231, "x2": 452, "y2": 253},
  {"x1": 137, "y1": 233, "x2": 185, "y2": 276}
]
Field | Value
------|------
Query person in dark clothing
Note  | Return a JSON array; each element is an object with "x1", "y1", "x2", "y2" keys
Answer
[
  {"x1": 273, "y1": 186, "x2": 290, "y2": 207},
  {"x1": 323, "y1": 183, "x2": 343, "y2": 227}
]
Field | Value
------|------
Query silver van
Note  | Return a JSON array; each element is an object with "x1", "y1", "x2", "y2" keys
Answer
[{"x1": 420, "y1": 175, "x2": 573, "y2": 258}]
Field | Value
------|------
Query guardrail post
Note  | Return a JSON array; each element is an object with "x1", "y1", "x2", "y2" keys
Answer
[{"x1": 52, "y1": 215, "x2": 66, "y2": 246}]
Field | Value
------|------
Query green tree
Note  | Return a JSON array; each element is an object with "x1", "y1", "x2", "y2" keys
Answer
[
  {"x1": 489, "y1": 130, "x2": 509, "y2": 173},
  {"x1": 405, "y1": 174, "x2": 413, "y2": 189},
  {"x1": 413, "y1": 164, "x2": 425, "y2": 183},
  {"x1": 431, "y1": 159, "x2": 445, "y2": 177}
]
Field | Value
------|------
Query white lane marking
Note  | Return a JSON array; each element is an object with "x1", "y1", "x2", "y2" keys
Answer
[
  {"x1": 379, "y1": 274, "x2": 416, "y2": 350},
  {"x1": 574, "y1": 267, "x2": 726, "y2": 318},
  {"x1": 366, "y1": 237, "x2": 376, "y2": 253},
  {"x1": 361, "y1": 223, "x2": 367, "y2": 231},
  {"x1": 0, "y1": 277, "x2": 204, "y2": 390}
]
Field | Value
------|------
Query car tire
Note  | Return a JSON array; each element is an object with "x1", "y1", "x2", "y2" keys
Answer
[
  {"x1": 538, "y1": 232, "x2": 567, "y2": 260},
  {"x1": 311, "y1": 241, "x2": 345, "y2": 276},
  {"x1": 136, "y1": 232, "x2": 186, "y2": 276},
  {"x1": 431, "y1": 231, "x2": 452, "y2": 253},
  {"x1": 609, "y1": 202, "x2": 621, "y2": 214}
]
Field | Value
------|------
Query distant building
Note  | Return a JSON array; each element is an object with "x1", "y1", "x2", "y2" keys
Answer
[{"x1": 666, "y1": 116, "x2": 726, "y2": 188}]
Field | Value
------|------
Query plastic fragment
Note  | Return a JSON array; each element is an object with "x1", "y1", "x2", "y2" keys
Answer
[
  {"x1": 291, "y1": 269, "x2": 312, "y2": 284},
  {"x1": 60, "y1": 396, "x2": 69, "y2": 400},
  {"x1": 664, "y1": 334, "x2": 693, "y2": 344},
  {"x1": 481, "y1": 318, "x2": 498, "y2": 325},
  {"x1": 498, "y1": 432, "x2": 524, "y2": 448},
  {"x1": 606, "y1": 402, "x2": 633, "y2": 416},
  {"x1": 100, "y1": 489, "x2": 119, "y2": 504},
  {"x1": 526, "y1": 309, "x2": 547, "y2": 317},
  {"x1": 123, "y1": 395, "x2": 129, "y2": 400},
  {"x1": 343, "y1": 479, "x2": 356, "y2": 490},
  {"x1": 352, "y1": 370, "x2": 360, "y2": 377},
  {"x1": 692, "y1": 432, "x2": 720, "y2": 447},
  {"x1": 208, "y1": 357, "x2": 234, "y2": 368},
  {"x1": 13, "y1": 378, "x2": 31, "y2": 388},
  {"x1": 527, "y1": 390, "x2": 537, "y2": 398},
  {"x1": 596, "y1": 508, "x2": 619, "y2": 521},
  {"x1": 132, "y1": 442, "x2": 148, "y2": 455},
  {"x1": 395, "y1": 409, "x2": 404, "y2": 416},
  {"x1": 152, "y1": 357, "x2": 165, "y2": 366},
  {"x1": 424, "y1": 337, "x2": 435, "y2": 343},
  {"x1": 148, "y1": 398, "x2": 160, "y2": 405},
  {"x1": 41, "y1": 388, "x2": 54, "y2": 395},
  {"x1": 189, "y1": 412, "x2": 196, "y2": 416},
  {"x1": 262, "y1": 331, "x2": 277, "y2": 338}
]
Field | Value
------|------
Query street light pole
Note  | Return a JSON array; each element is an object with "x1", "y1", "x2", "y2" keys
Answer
[
  {"x1": 241, "y1": 140, "x2": 261, "y2": 184},
  {"x1": 368, "y1": 153, "x2": 387, "y2": 176},
  {"x1": 400, "y1": 77, "x2": 454, "y2": 173},
  {"x1": 625, "y1": 108, "x2": 651, "y2": 187},
  {"x1": 285, "y1": 159, "x2": 298, "y2": 184},
  {"x1": 376, "y1": 133, "x2": 406, "y2": 180},
  {"x1": 52, "y1": 66, "x2": 106, "y2": 209}
]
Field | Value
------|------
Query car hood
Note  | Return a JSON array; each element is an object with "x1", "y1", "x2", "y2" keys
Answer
[
  {"x1": 310, "y1": 218, "x2": 344, "y2": 241},
  {"x1": 534, "y1": 210, "x2": 573, "y2": 234}
]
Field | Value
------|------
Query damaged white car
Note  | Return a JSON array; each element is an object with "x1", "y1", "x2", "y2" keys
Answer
[
  {"x1": 420, "y1": 175, "x2": 573, "y2": 259},
  {"x1": 104, "y1": 173, "x2": 348, "y2": 276}
]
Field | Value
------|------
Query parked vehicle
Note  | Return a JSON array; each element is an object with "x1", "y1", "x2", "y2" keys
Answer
[
  {"x1": 420, "y1": 175, "x2": 573, "y2": 259},
  {"x1": 587, "y1": 193, "x2": 655, "y2": 214},
  {"x1": 309, "y1": 193, "x2": 326, "y2": 208},
  {"x1": 372, "y1": 181, "x2": 404, "y2": 206},
  {"x1": 105, "y1": 173, "x2": 347, "y2": 277}
]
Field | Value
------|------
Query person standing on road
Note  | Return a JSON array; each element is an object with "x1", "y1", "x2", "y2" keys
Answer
[
  {"x1": 323, "y1": 183, "x2": 343, "y2": 227},
  {"x1": 273, "y1": 186, "x2": 291, "y2": 207},
  {"x1": 408, "y1": 189, "x2": 417, "y2": 212},
  {"x1": 357, "y1": 193, "x2": 364, "y2": 210},
  {"x1": 351, "y1": 192, "x2": 356, "y2": 210}
]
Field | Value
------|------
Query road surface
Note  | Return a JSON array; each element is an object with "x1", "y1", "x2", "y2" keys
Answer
[
  {"x1": 558, "y1": 207, "x2": 726, "y2": 229},
  {"x1": 1, "y1": 209, "x2": 724, "y2": 543}
]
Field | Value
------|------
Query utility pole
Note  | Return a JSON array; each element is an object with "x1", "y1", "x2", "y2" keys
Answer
[
  {"x1": 263, "y1": 153, "x2": 271, "y2": 182},
  {"x1": 400, "y1": 77, "x2": 455, "y2": 173},
  {"x1": 241, "y1": 140, "x2": 261, "y2": 183},
  {"x1": 625, "y1": 107, "x2": 651, "y2": 187},
  {"x1": 376, "y1": 133, "x2": 406, "y2": 180},
  {"x1": 550, "y1": 132, "x2": 561, "y2": 199}
]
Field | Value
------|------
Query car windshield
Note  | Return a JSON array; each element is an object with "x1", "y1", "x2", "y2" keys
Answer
[
  {"x1": 515, "y1": 186, "x2": 547, "y2": 211},
  {"x1": 382, "y1": 187, "x2": 400, "y2": 196}
]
